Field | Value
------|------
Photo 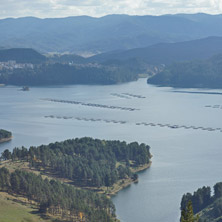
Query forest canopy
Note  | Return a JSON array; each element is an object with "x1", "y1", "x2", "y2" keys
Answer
[
  {"x1": 0, "y1": 167, "x2": 116, "y2": 222},
  {"x1": 148, "y1": 54, "x2": 222, "y2": 89},
  {"x1": 1, "y1": 137, "x2": 151, "y2": 188}
]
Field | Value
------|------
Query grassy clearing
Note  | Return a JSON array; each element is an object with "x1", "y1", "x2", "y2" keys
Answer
[{"x1": 0, "y1": 192, "x2": 51, "y2": 222}]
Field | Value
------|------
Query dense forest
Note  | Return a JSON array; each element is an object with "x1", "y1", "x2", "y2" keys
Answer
[
  {"x1": 148, "y1": 54, "x2": 222, "y2": 88},
  {"x1": 0, "y1": 167, "x2": 116, "y2": 222},
  {"x1": 181, "y1": 182, "x2": 222, "y2": 222},
  {"x1": 0, "y1": 129, "x2": 12, "y2": 141},
  {"x1": 0, "y1": 62, "x2": 138, "y2": 85},
  {"x1": 1, "y1": 137, "x2": 151, "y2": 188}
]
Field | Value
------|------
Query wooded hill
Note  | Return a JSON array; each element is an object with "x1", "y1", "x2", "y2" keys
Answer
[
  {"x1": 0, "y1": 62, "x2": 138, "y2": 85},
  {"x1": 0, "y1": 167, "x2": 116, "y2": 222},
  {"x1": 181, "y1": 182, "x2": 222, "y2": 222},
  {"x1": 148, "y1": 54, "x2": 222, "y2": 88},
  {"x1": 0, "y1": 48, "x2": 46, "y2": 64}
]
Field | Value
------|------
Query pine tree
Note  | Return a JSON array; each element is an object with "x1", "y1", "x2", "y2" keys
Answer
[{"x1": 181, "y1": 201, "x2": 199, "y2": 222}]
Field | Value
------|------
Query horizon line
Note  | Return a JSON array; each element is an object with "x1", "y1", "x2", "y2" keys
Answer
[{"x1": 1, "y1": 12, "x2": 222, "y2": 20}]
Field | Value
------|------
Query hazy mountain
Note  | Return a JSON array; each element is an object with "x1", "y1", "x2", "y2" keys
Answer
[
  {"x1": 1, "y1": 13, "x2": 222, "y2": 54},
  {"x1": 0, "y1": 48, "x2": 46, "y2": 63},
  {"x1": 90, "y1": 36, "x2": 222, "y2": 64}
]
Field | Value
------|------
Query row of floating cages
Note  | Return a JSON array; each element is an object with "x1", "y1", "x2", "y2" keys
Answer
[
  {"x1": 135, "y1": 122, "x2": 221, "y2": 132},
  {"x1": 44, "y1": 115, "x2": 127, "y2": 124},
  {"x1": 205, "y1": 105, "x2": 222, "y2": 109},
  {"x1": 44, "y1": 115, "x2": 221, "y2": 132},
  {"x1": 111, "y1": 92, "x2": 146, "y2": 99},
  {"x1": 42, "y1": 98, "x2": 139, "y2": 111}
]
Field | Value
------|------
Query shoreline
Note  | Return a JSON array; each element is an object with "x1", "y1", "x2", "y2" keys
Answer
[
  {"x1": 0, "y1": 157, "x2": 152, "y2": 198},
  {"x1": 0, "y1": 136, "x2": 12, "y2": 143},
  {"x1": 105, "y1": 161, "x2": 152, "y2": 197},
  {"x1": 0, "y1": 159, "x2": 152, "y2": 197}
]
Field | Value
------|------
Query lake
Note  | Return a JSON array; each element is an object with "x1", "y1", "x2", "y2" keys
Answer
[{"x1": 0, "y1": 79, "x2": 222, "y2": 222}]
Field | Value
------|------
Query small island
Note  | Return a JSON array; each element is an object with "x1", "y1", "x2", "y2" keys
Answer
[
  {"x1": 0, "y1": 129, "x2": 12, "y2": 143},
  {"x1": 21, "y1": 86, "x2": 30, "y2": 91}
]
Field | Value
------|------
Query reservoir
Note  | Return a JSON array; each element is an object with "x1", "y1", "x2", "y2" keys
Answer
[{"x1": 0, "y1": 78, "x2": 222, "y2": 222}]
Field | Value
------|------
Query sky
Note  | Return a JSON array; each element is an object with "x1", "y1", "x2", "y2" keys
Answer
[{"x1": 0, "y1": 0, "x2": 222, "y2": 18}]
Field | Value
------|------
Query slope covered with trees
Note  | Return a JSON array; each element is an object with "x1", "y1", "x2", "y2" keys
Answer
[
  {"x1": 1, "y1": 138, "x2": 151, "y2": 188},
  {"x1": 181, "y1": 182, "x2": 222, "y2": 222},
  {"x1": 0, "y1": 167, "x2": 116, "y2": 222},
  {"x1": 148, "y1": 54, "x2": 222, "y2": 88}
]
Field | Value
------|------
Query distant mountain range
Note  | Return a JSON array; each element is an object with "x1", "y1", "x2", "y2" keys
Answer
[
  {"x1": 1, "y1": 13, "x2": 222, "y2": 54},
  {"x1": 2, "y1": 36, "x2": 222, "y2": 66},
  {"x1": 90, "y1": 36, "x2": 222, "y2": 64}
]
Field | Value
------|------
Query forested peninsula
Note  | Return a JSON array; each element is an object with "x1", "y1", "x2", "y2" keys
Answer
[
  {"x1": 148, "y1": 54, "x2": 222, "y2": 89},
  {"x1": 0, "y1": 63, "x2": 138, "y2": 86},
  {"x1": 0, "y1": 48, "x2": 140, "y2": 86},
  {"x1": 0, "y1": 137, "x2": 152, "y2": 221},
  {"x1": 181, "y1": 182, "x2": 222, "y2": 222},
  {"x1": 0, "y1": 129, "x2": 12, "y2": 143}
]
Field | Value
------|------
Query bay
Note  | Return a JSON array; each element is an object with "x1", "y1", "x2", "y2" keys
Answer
[{"x1": 0, "y1": 79, "x2": 222, "y2": 222}]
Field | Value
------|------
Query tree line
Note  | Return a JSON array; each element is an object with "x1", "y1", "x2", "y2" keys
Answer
[{"x1": 0, "y1": 63, "x2": 138, "y2": 86}]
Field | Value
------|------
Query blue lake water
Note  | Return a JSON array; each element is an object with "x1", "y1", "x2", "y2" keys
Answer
[{"x1": 0, "y1": 79, "x2": 222, "y2": 222}]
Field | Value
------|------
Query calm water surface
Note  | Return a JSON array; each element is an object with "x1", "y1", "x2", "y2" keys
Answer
[{"x1": 0, "y1": 79, "x2": 222, "y2": 222}]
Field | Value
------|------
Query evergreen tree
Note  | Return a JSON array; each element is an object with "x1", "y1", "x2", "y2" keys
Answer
[{"x1": 181, "y1": 201, "x2": 199, "y2": 222}]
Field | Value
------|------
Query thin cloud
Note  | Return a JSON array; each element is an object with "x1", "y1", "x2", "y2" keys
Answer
[{"x1": 0, "y1": 0, "x2": 221, "y2": 18}]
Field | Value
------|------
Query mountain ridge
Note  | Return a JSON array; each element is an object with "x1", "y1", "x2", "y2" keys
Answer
[
  {"x1": 90, "y1": 36, "x2": 222, "y2": 64},
  {"x1": 1, "y1": 13, "x2": 222, "y2": 54}
]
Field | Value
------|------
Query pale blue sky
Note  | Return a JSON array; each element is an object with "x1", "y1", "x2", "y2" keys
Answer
[{"x1": 0, "y1": 0, "x2": 221, "y2": 18}]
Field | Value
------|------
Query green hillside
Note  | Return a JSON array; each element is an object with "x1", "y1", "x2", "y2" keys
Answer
[{"x1": 0, "y1": 192, "x2": 51, "y2": 222}]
